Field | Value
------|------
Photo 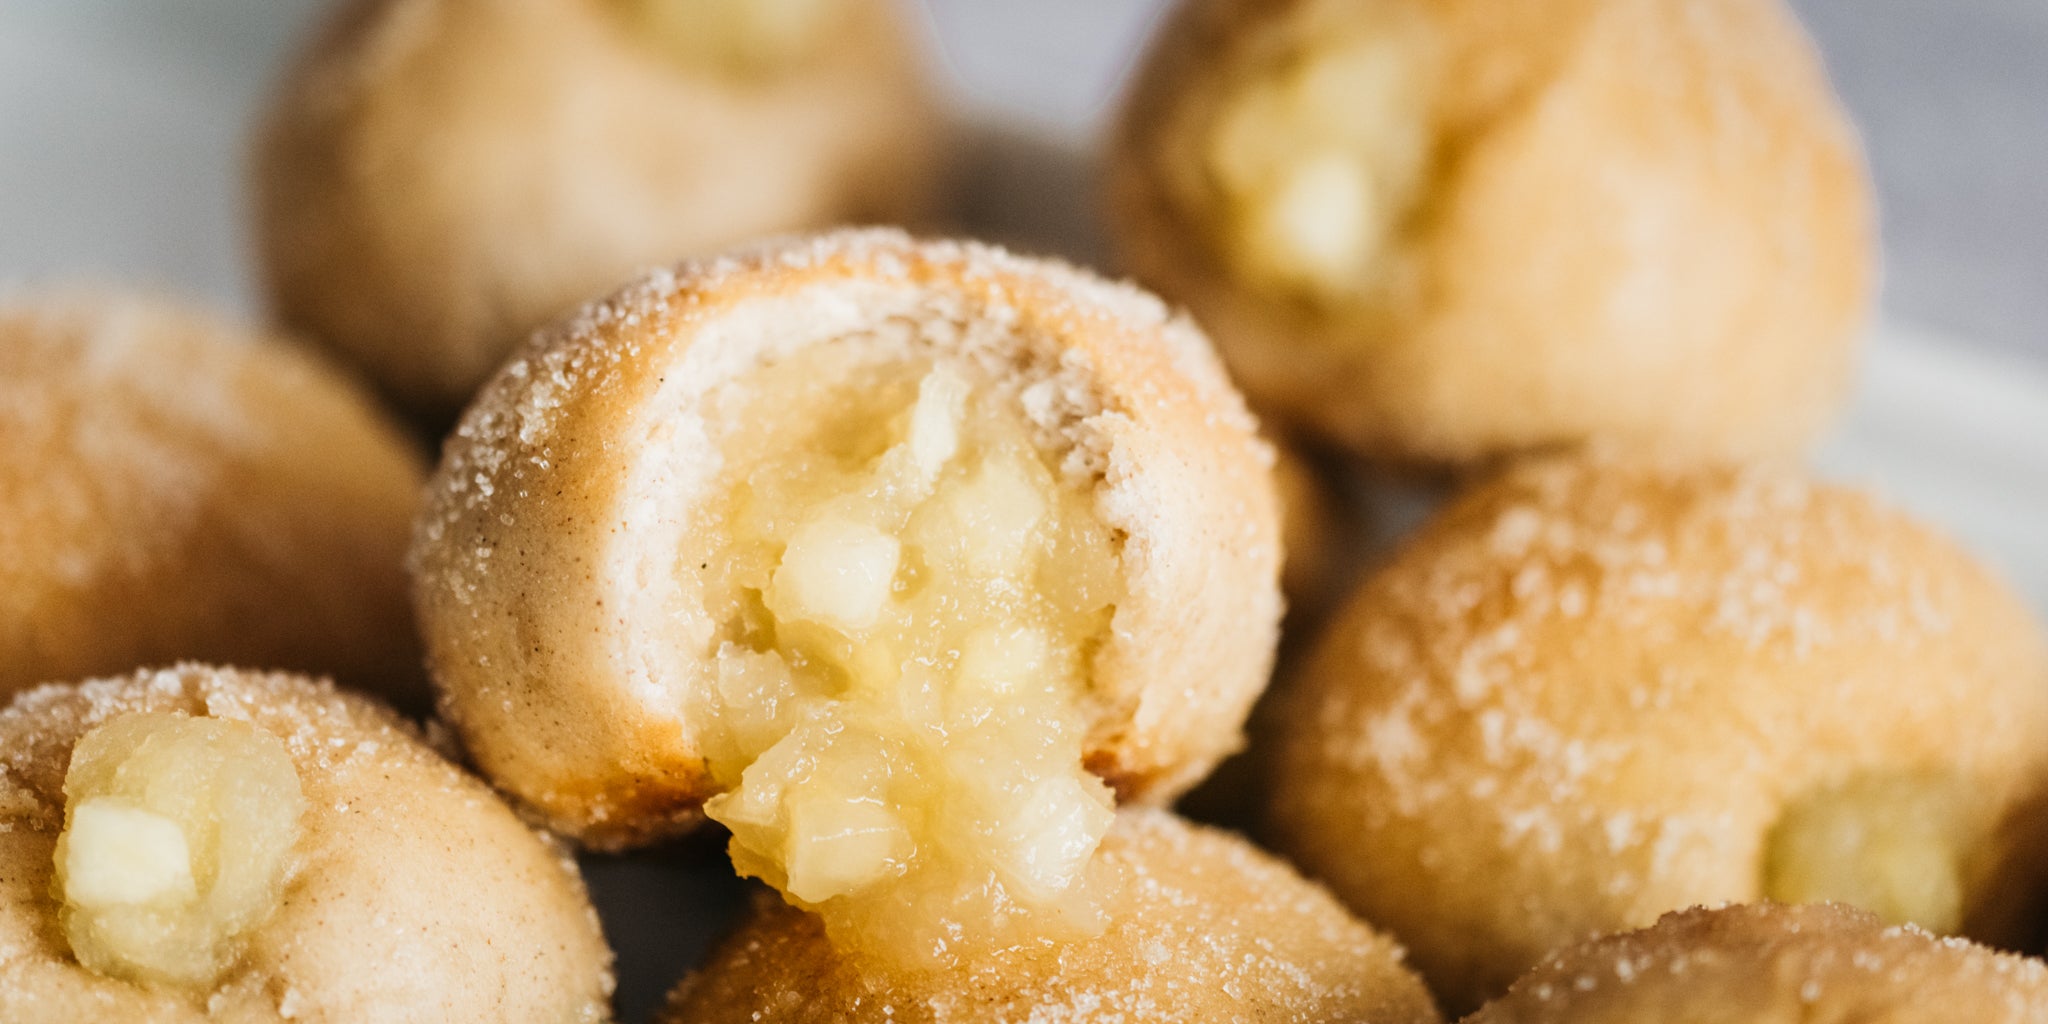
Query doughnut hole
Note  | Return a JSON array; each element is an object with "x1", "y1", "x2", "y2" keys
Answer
[
  {"x1": 53, "y1": 712, "x2": 305, "y2": 988},
  {"x1": 612, "y1": 0, "x2": 848, "y2": 75},
  {"x1": 1765, "y1": 772, "x2": 1991, "y2": 932},
  {"x1": 681, "y1": 349, "x2": 1125, "y2": 968},
  {"x1": 1202, "y1": 30, "x2": 1431, "y2": 304}
]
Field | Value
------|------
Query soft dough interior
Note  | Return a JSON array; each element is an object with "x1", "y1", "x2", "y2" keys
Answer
[
  {"x1": 55, "y1": 712, "x2": 305, "y2": 987},
  {"x1": 681, "y1": 342, "x2": 1125, "y2": 966}
]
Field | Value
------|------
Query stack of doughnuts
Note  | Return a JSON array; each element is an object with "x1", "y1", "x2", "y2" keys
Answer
[{"x1": 7, "y1": 0, "x2": 2045, "y2": 1021}]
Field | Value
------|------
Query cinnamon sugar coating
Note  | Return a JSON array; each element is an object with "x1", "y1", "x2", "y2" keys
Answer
[
  {"x1": 1470, "y1": 903, "x2": 2048, "y2": 1024},
  {"x1": 0, "y1": 295, "x2": 426, "y2": 707}
]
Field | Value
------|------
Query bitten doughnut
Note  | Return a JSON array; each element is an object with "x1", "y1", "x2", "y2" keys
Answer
[
  {"x1": 1468, "y1": 903, "x2": 2048, "y2": 1024},
  {"x1": 256, "y1": 0, "x2": 948, "y2": 419},
  {"x1": 1266, "y1": 454, "x2": 2048, "y2": 1009},
  {"x1": 413, "y1": 231, "x2": 1282, "y2": 964},
  {"x1": 0, "y1": 665, "x2": 613, "y2": 1023},
  {"x1": 0, "y1": 295, "x2": 426, "y2": 706},
  {"x1": 1176, "y1": 437, "x2": 1364, "y2": 830},
  {"x1": 1107, "y1": 0, "x2": 1873, "y2": 464},
  {"x1": 659, "y1": 809, "x2": 1441, "y2": 1024}
]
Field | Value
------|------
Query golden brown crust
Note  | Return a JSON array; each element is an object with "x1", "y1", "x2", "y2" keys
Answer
[
  {"x1": 1266, "y1": 453, "x2": 2048, "y2": 1009},
  {"x1": 1106, "y1": 0, "x2": 1873, "y2": 465},
  {"x1": 412, "y1": 229, "x2": 1284, "y2": 848},
  {"x1": 1470, "y1": 903, "x2": 2048, "y2": 1024},
  {"x1": 0, "y1": 665, "x2": 613, "y2": 1024},
  {"x1": 0, "y1": 294, "x2": 427, "y2": 707},
  {"x1": 254, "y1": 0, "x2": 950, "y2": 419},
  {"x1": 659, "y1": 809, "x2": 1440, "y2": 1024}
]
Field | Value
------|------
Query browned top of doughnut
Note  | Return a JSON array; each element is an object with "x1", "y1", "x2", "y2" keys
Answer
[
  {"x1": 424, "y1": 228, "x2": 1251, "y2": 503},
  {"x1": 1471, "y1": 903, "x2": 2048, "y2": 1023},
  {"x1": 0, "y1": 293, "x2": 427, "y2": 706},
  {"x1": 1290, "y1": 452, "x2": 2048, "y2": 850}
]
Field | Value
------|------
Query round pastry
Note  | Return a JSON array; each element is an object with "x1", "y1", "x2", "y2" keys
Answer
[
  {"x1": 659, "y1": 808, "x2": 1441, "y2": 1024},
  {"x1": 1265, "y1": 453, "x2": 2048, "y2": 1009},
  {"x1": 1469, "y1": 902, "x2": 2048, "y2": 1023},
  {"x1": 413, "y1": 230, "x2": 1283, "y2": 963},
  {"x1": 1177, "y1": 435, "x2": 1365, "y2": 833},
  {"x1": 0, "y1": 295, "x2": 426, "y2": 706},
  {"x1": 1106, "y1": 0, "x2": 1873, "y2": 465},
  {"x1": 255, "y1": 0, "x2": 948, "y2": 419},
  {"x1": 0, "y1": 664, "x2": 613, "y2": 1023}
]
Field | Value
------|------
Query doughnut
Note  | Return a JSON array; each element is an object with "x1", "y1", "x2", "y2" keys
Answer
[
  {"x1": 658, "y1": 808, "x2": 1441, "y2": 1024},
  {"x1": 1106, "y1": 0, "x2": 1873, "y2": 465},
  {"x1": 1468, "y1": 903, "x2": 2048, "y2": 1023},
  {"x1": 255, "y1": 0, "x2": 948, "y2": 419},
  {"x1": 1265, "y1": 453, "x2": 2048, "y2": 1009},
  {"x1": 0, "y1": 665, "x2": 613, "y2": 1022},
  {"x1": 412, "y1": 230, "x2": 1283, "y2": 964},
  {"x1": 0, "y1": 295, "x2": 426, "y2": 706}
]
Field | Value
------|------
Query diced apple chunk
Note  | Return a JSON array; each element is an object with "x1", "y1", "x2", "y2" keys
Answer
[
  {"x1": 955, "y1": 626, "x2": 1054, "y2": 699},
  {"x1": 905, "y1": 366, "x2": 967, "y2": 484},
  {"x1": 1200, "y1": 34, "x2": 1430, "y2": 302},
  {"x1": 62, "y1": 800, "x2": 197, "y2": 908},
  {"x1": 770, "y1": 517, "x2": 900, "y2": 631},
  {"x1": 992, "y1": 776, "x2": 1116, "y2": 901},
  {"x1": 1764, "y1": 774, "x2": 1976, "y2": 932},
  {"x1": 1247, "y1": 153, "x2": 1377, "y2": 294},
  {"x1": 784, "y1": 796, "x2": 912, "y2": 903},
  {"x1": 911, "y1": 454, "x2": 1047, "y2": 577},
  {"x1": 56, "y1": 712, "x2": 305, "y2": 988}
]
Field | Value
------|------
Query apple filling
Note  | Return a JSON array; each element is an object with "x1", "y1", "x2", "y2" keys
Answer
[
  {"x1": 1201, "y1": 34, "x2": 1430, "y2": 303},
  {"x1": 54, "y1": 712, "x2": 306, "y2": 987},
  {"x1": 682, "y1": 347, "x2": 1124, "y2": 967},
  {"x1": 611, "y1": 0, "x2": 845, "y2": 76},
  {"x1": 1763, "y1": 773, "x2": 1984, "y2": 932}
]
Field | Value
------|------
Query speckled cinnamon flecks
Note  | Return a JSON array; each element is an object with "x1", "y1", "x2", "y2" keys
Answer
[{"x1": 1468, "y1": 903, "x2": 2048, "y2": 1024}]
